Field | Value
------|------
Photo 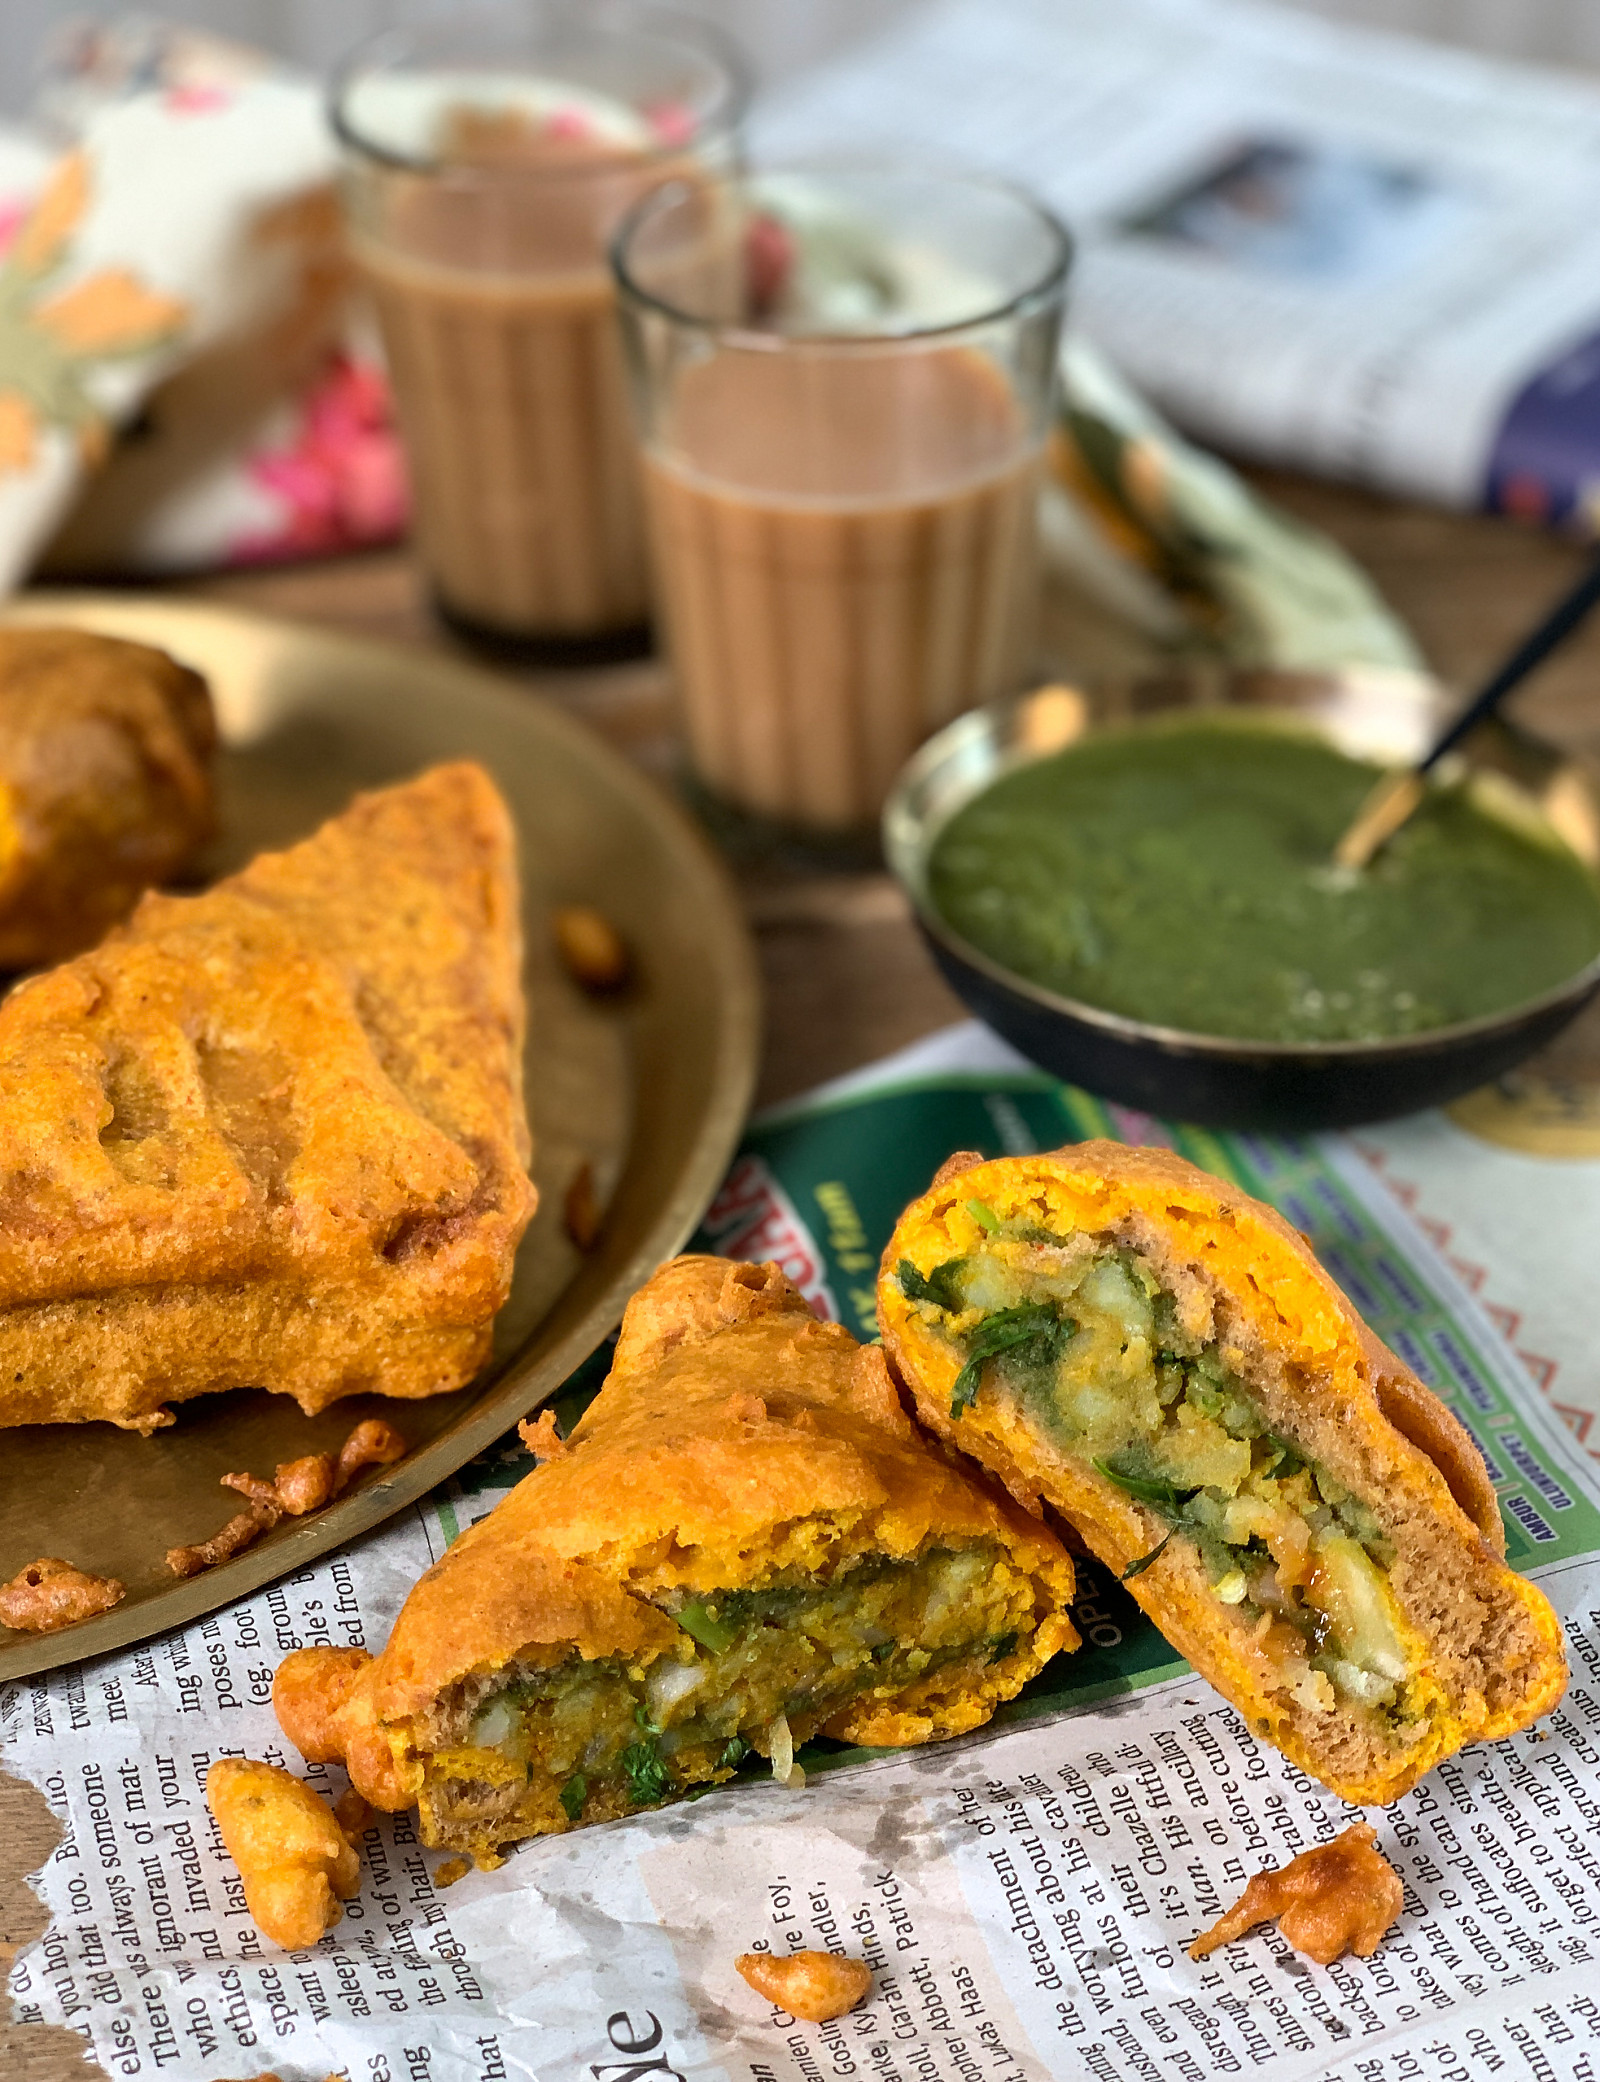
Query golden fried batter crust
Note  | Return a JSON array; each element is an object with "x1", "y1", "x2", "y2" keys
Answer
[
  {"x1": 0, "y1": 626, "x2": 215, "y2": 969},
  {"x1": 0, "y1": 761, "x2": 535, "y2": 1429},
  {"x1": 736, "y1": 1951, "x2": 873, "y2": 2022},
  {"x1": 205, "y1": 1758, "x2": 361, "y2": 1951},
  {"x1": 880, "y1": 1142, "x2": 1567, "y2": 1806},
  {"x1": 1188, "y1": 1822, "x2": 1404, "y2": 1964}
]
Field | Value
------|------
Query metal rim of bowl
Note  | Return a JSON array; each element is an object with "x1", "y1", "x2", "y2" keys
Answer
[{"x1": 883, "y1": 676, "x2": 1600, "y2": 1069}]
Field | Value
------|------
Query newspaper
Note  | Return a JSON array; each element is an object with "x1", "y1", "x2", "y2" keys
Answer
[
  {"x1": 6, "y1": 1021, "x2": 1600, "y2": 2082},
  {"x1": 758, "y1": 0, "x2": 1600, "y2": 529}
]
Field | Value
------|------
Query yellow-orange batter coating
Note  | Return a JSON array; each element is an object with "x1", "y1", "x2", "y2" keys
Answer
[
  {"x1": 1189, "y1": 1822, "x2": 1404, "y2": 1964},
  {"x1": 0, "y1": 762, "x2": 535, "y2": 1431},
  {"x1": 736, "y1": 1951, "x2": 873, "y2": 2022},
  {"x1": 205, "y1": 1759, "x2": 361, "y2": 1951},
  {"x1": 278, "y1": 1255, "x2": 1080, "y2": 1864},
  {"x1": 0, "y1": 625, "x2": 215, "y2": 970},
  {"x1": 879, "y1": 1144, "x2": 1566, "y2": 1806}
]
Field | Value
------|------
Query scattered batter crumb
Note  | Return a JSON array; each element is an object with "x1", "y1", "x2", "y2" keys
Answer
[
  {"x1": 218, "y1": 1469, "x2": 282, "y2": 1513},
  {"x1": 0, "y1": 1556, "x2": 125, "y2": 1633},
  {"x1": 1188, "y1": 1822, "x2": 1404, "y2": 1966},
  {"x1": 273, "y1": 1646, "x2": 374, "y2": 1761},
  {"x1": 554, "y1": 903, "x2": 630, "y2": 991},
  {"x1": 271, "y1": 1452, "x2": 337, "y2": 1515},
  {"x1": 518, "y1": 1409, "x2": 568, "y2": 1462},
  {"x1": 334, "y1": 1418, "x2": 407, "y2": 1492},
  {"x1": 564, "y1": 1159, "x2": 604, "y2": 1249},
  {"x1": 334, "y1": 1788, "x2": 373, "y2": 1839},
  {"x1": 166, "y1": 1505, "x2": 277, "y2": 1579},
  {"x1": 736, "y1": 1950, "x2": 874, "y2": 2023},
  {"x1": 168, "y1": 1420, "x2": 407, "y2": 1576},
  {"x1": 433, "y1": 1856, "x2": 472, "y2": 1888},
  {"x1": 206, "y1": 1758, "x2": 362, "y2": 1951}
]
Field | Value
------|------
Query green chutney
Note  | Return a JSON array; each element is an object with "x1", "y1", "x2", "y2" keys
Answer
[{"x1": 927, "y1": 720, "x2": 1600, "y2": 1044}]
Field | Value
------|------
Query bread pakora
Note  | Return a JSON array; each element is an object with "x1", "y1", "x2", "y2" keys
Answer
[
  {"x1": 0, "y1": 625, "x2": 215, "y2": 969},
  {"x1": 0, "y1": 761, "x2": 535, "y2": 1430},
  {"x1": 276, "y1": 1256, "x2": 1079, "y2": 1864},
  {"x1": 879, "y1": 1144, "x2": 1566, "y2": 1806}
]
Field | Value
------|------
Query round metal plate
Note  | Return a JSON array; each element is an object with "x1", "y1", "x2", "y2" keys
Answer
[{"x1": 0, "y1": 592, "x2": 760, "y2": 1680}]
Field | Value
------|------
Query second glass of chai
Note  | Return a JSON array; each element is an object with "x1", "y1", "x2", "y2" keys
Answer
[
  {"x1": 331, "y1": 6, "x2": 746, "y2": 654},
  {"x1": 613, "y1": 163, "x2": 1069, "y2": 833}
]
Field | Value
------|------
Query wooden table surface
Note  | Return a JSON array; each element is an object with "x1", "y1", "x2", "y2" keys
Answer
[{"x1": 6, "y1": 472, "x2": 1600, "y2": 2079}]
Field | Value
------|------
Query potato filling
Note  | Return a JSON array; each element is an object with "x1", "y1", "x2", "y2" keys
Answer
[
  {"x1": 897, "y1": 1225, "x2": 1416, "y2": 1725},
  {"x1": 417, "y1": 1543, "x2": 1035, "y2": 1848}
]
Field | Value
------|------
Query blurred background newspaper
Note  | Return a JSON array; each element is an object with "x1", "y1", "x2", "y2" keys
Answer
[{"x1": 757, "y1": 0, "x2": 1600, "y2": 532}]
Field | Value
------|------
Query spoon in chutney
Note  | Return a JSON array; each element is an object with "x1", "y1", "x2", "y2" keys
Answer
[{"x1": 1333, "y1": 545, "x2": 1600, "y2": 871}]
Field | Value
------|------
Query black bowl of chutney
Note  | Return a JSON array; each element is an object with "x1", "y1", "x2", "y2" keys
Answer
[{"x1": 883, "y1": 669, "x2": 1600, "y2": 1129}]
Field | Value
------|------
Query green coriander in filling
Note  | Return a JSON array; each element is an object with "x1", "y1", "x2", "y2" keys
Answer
[
  {"x1": 416, "y1": 1544, "x2": 1035, "y2": 1846},
  {"x1": 897, "y1": 1225, "x2": 1417, "y2": 1726}
]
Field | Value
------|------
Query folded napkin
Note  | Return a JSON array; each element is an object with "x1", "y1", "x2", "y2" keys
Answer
[
  {"x1": 0, "y1": 14, "x2": 1414, "y2": 679},
  {"x1": 1048, "y1": 339, "x2": 1420, "y2": 672}
]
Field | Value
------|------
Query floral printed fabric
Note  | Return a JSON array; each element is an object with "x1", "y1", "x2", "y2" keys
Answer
[{"x1": 0, "y1": 17, "x2": 407, "y2": 589}]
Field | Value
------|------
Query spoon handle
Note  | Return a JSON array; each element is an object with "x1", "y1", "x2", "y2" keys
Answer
[{"x1": 1421, "y1": 545, "x2": 1600, "y2": 773}]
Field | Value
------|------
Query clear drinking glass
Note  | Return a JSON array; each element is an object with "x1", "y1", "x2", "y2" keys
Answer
[
  {"x1": 331, "y1": 4, "x2": 747, "y2": 655},
  {"x1": 613, "y1": 162, "x2": 1070, "y2": 831}
]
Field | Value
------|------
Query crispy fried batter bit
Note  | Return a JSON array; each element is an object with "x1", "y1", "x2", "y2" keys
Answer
[
  {"x1": 1188, "y1": 1822, "x2": 1405, "y2": 1966},
  {"x1": 274, "y1": 1646, "x2": 374, "y2": 1761},
  {"x1": 553, "y1": 904, "x2": 631, "y2": 991},
  {"x1": 206, "y1": 1758, "x2": 362, "y2": 1951},
  {"x1": 273, "y1": 1453, "x2": 337, "y2": 1515},
  {"x1": 736, "y1": 1951, "x2": 874, "y2": 2023},
  {"x1": 334, "y1": 1787, "x2": 374, "y2": 1838},
  {"x1": 432, "y1": 1856, "x2": 472, "y2": 1888},
  {"x1": 219, "y1": 1470, "x2": 281, "y2": 1513},
  {"x1": 166, "y1": 1504, "x2": 278, "y2": 1580},
  {"x1": 168, "y1": 1420, "x2": 408, "y2": 1578},
  {"x1": 516, "y1": 1409, "x2": 568, "y2": 1462},
  {"x1": 333, "y1": 1418, "x2": 407, "y2": 1493},
  {"x1": 563, "y1": 1159, "x2": 604, "y2": 1249},
  {"x1": 0, "y1": 1556, "x2": 125, "y2": 1632}
]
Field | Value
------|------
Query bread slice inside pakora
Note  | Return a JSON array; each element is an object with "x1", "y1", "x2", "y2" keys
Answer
[
  {"x1": 293, "y1": 1257, "x2": 1079, "y2": 1863},
  {"x1": 0, "y1": 761, "x2": 535, "y2": 1430},
  {"x1": 878, "y1": 1144, "x2": 1566, "y2": 1806}
]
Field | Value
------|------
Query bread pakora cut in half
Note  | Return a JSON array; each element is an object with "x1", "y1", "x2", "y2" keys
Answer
[
  {"x1": 275, "y1": 1256, "x2": 1079, "y2": 1865},
  {"x1": 0, "y1": 761, "x2": 535, "y2": 1431},
  {"x1": 878, "y1": 1144, "x2": 1566, "y2": 1807},
  {"x1": 0, "y1": 626, "x2": 216, "y2": 971}
]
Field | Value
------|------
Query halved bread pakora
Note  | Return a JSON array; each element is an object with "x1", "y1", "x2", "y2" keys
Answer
[
  {"x1": 879, "y1": 1144, "x2": 1566, "y2": 1806},
  {"x1": 0, "y1": 761, "x2": 535, "y2": 1430},
  {"x1": 275, "y1": 1256, "x2": 1079, "y2": 1864}
]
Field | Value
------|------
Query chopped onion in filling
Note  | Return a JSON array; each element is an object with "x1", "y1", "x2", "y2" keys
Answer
[
  {"x1": 768, "y1": 1714, "x2": 801, "y2": 1787},
  {"x1": 646, "y1": 1658, "x2": 708, "y2": 1719}
]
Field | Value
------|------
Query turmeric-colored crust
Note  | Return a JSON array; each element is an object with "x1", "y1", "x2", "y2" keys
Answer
[
  {"x1": 206, "y1": 1757, "x2": 361, "y2": 1952},
  {"x1": 0, "y1": 761, "x2": 536, "y2": 1429},
  {"x1": 879, "y1": 1143, "x2": 1567, "y2": 1806},
  {"x1": 0, "y1": 626, "x2": 216, "y2": 970},
  {"x1": 312, "y1": 1256, "x2": 1079, "y2": 1853}
]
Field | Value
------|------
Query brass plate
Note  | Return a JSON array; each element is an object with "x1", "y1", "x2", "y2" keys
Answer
[{"x1": 0, "y1": 592, "x2": 760, "y2": 1680}]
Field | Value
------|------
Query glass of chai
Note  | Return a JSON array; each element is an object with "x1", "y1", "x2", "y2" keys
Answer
[
  {"x1": 331, "y1": 5, "x2": 747, "y2": 655},
  {"x1": 612, "y1": 162, "x2": 1070, "y2": 835}
]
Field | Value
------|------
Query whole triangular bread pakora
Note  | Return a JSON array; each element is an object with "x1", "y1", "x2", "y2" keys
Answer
[{"x1": 0, "y1": 761, "x2": 537, "y2": 1431}]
